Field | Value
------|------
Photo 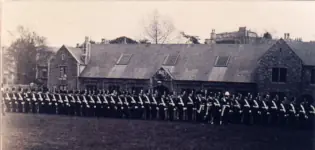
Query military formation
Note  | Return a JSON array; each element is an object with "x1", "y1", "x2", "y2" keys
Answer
[{"x1": 2, "y1": 87, "x2": 315, "y2": 130}]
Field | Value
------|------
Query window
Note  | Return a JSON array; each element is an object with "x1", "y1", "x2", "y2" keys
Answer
[
  {"x1": 163, "y1": 54, "x2": 179, "y2": 66},
  {"x1": 60, "y1": 66, "x2": 67, "y2": 78},
  {"x1": 42, "y1": 69, "x2": 48, "y2": 78},
  {"x1": 272, "y1": 68, "x2": 287, "y2": 82},
  {"x1": 116, "y1": 54, "x2": 132, "y2": 65},
  {"x1": 311, "y1": 69, "x2": 315, "y2": 84},
  {"x1": 215, "y1": 56, "x2": 230, "y2": 67},
  {"x1": 61, "y1": 54, "x2": 65, "y2": 60}
]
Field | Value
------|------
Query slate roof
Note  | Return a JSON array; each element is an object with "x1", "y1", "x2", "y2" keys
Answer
[
  {"x1": 64, "y1": 46, "x2": 85, "y2": 64},
  {"x1": 286, "y1": 41, "x2": 315, "y2": 66},
  {"x1": 80, "y1": 43, "x2": 277, "y2": 83}
]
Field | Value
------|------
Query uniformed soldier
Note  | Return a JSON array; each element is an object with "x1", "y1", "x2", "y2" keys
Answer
[
  {"x1": 268, "y1": 95, "x2": 279, "y2": 126},
  {"x1": 69, "y1": 93, "x2": 76, "y2": 116},
  {"x1": 167, "y1": 93, "x2": 176, "y2": 121},
  {"x1": 116, "y1": 92, "x2": 124, "y2": 118},
  {"x1": 259, "y1": 94, "x2": 270, "y2": 126},
  {"x1": 219, "y1": 91, "x2": 231, "y2": 125},
  {"x1": 296, "y1": 99, "x2": 308, "y2": 129},
  {"x1": 37, "y1": 90, "x2": 45, "y2": 114},
  {"x1": 158, "y1": 92, "x2": 167, "y2": 121},
  {"x1": 143, "y1": 90, "x2": 151, "y2": 120},
  {"x1": 186, "y1": 91, "x2": 195, "y2": 121},
  {"x1": 17, "y1": 88, "x2": 24, "y2": 113},
  {"x1": 210, "y1": 93, "x2": 221, "y2": 125},
  {"x1": 64, "y1": 93, "x2": 71, "y2": 115},
  {"x1": 81, "y1": 92, "x2": 89, "y2": 117},
  {"x1": 241, "y1": 96, "x2": 251, "y2": 125},
  {"x1": 278, "y1": 97, "x2": 288, "y2": 127},
  {"x1": 11, "y1": 88, "x2": 18, "y2": 112},
  {"x1": 31, "y1": 90, "x2": 39, "y2": 113},
  {"x1": 122, "y1": 92, "x2": 130, "y2": 119},
  {"x1": 304, "y1": 100, "x2": 315, "y2": 129},
  {"x1": 44, "y1": 91, "x2": 51, "y2": 114},
  {"x1": 176, "y1": 91, "x2": 185, "y2": 121},
  {"x1": 95, "y1": 93, "x2": 103, "y2": 118},
  {"x1": 51, "y1": 92, "x2": 58, "y2": 114},
  {"x1": 150, "y1": 90, "x2": 158, "y2": 120},
  {"x1": 88, "y1": 94, "x2": 96, "y2": 117},
  {"x1": 230, "y1": 94, "x2": 242, "y2": 124},
  {"x1": 250, "y1": 94, "x2": 260, "y2": 125},
  {"x1": 4, "y1": 88, "x2": 11, "y2": 112},
  {"x1": 57, "y1": 92, "x2": 65, "y2": 115},
  {"x1": 287, "y1": 97, "x2": 298, "y2": 128},
  {"x1": 75, "y1": 93, "x2": 83, "y2": 116},
  {"x1": 101, "y1": 91, "x2": 110, "y2": 117},
  {"x1": 136, "y1": 91, "x2": 145, "y2": 119}
]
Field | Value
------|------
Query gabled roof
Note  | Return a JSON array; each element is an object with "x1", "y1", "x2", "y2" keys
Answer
[
  {"x1": 63, "y1": 45, "x2": 84, "y2": 64},
  {"x1": 285, "y1": 41, "x2": 315, "y2": 66},
  {"x1": 37, "y1": 47, "x2": 59, "y2": 66},
  {"x1": 80, "y1": 43, "x2": 275, "y2": 82}
]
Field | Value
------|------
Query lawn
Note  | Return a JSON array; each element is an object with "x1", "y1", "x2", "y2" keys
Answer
[{"x1": 1, "y1": 113, "x2": 315, "y2": 150}]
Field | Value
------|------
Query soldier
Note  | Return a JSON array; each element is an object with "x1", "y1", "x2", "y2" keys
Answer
[
  {"x1": 81, "y1": 93, "x2": 89, "y2": 117},
  {"x1": 31, "y1": 90, "x2": 39, "y2": 113},
  {"x1": 250, "y1": 94, "x2": 260, "y2": 125},
  {"x1": 109, "y1": 91, "x2": 117, "y2": 118},
  {"x1": 88, "y1": 94, "x2": 96, "y2": 117},
  {"x1": 158, "y1": 92, "x2": 167, "y2": 121},
  {"x1": 297, "y1": 99, "x2": 308, "y2": 129},
  {"x1": 137, "y1": 91, "x2": 145, "y2": 119},
  {"x1": 75, "y1": 93, "x2": 83, "y2": 116},
  {"x1": 259, "y1": 94, "x2": 270, "y2": 126},
  {"x1": 167, "y1": 93, "x2": 176, "y2": 121},
  {"x1": 69, "y1": 92, "x2": 76, "y2": 116},
  {"x1": 64, "y1": 93, "x2": 71, "y2": 115},
  {"x1": 4, "y1": 88, "x2": 11, "y2": 112},
  {"x1": 101, "y1": 91, "x2": 110, "y2": 117},
  {"x1": 143, "y1": 90, "x2": 151, "y2": 120},
  {"x1": 287, "y1": 97, "x2": 298, "y2": 128},
  {"x1": 11, "y1": 88, "x2": 18, "y2": 112},
  {"x1": 122, "y1": 92, "x2": 130, "y2": 119},
  {"x1": 304, "y1": 99, "x2": 315, "y2": 130},
  {"x1": 186, "y1": 91, "x2": 195, "y2": 121},
  {"x1": 230, "y1": 94, "x2": 242, "y2": 124},
  {"x1": 268, "y1": 95, "x2": 279, "y2": 126},
  {"x1": 219, "y1": 91, "x2": 231, "y2": 125},
  {"x1": 150, "y1": 90, "x2": 158, "y2": 120},
  {"x1": 116, "y1": 92, "x2": 124, "y2": 118},
  {"x1": 50, "y1": 92, "x2": 58, "y2": 114},
  {"x1": 196, "y1": 93, "x2": 205, "y2": 122},
  {"x1": 95, "y1": 93, "x2": 103, "y2": 118},
  {"x1": 241, "y1": 95, "x2": 251, "y2": 125},
  {"x1": 37, "y1": 90, "x2": 45, "y2": 114},
  {"x1": 278, "y1": 97, "x2": 288, "y2": 127},
  {"x1": 210, "y1": 93, "x2": 221, "y2": 125},
  {"x1": 17, "y1": 88, "x2": 25, "y2": 113},
  {"x1": 57, "y1": 92, "x2": 65, "y2": 115},
  {"x1": 176, "y1": 91, "x2": 185, "y2": 121}
]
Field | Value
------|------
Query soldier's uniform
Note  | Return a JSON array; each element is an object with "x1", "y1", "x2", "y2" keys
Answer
[
  {"x1": 75, "y1": 94, "x2": 82, "y2": 116},
  {"x1": 136, "y1": 93, "x2": 145, "y2": 119},
  {"x1": 158, "y1": 94, "x2": 167, "y2": 121},
  {"x1": 231, "y1": 96, "x2": 242, "y2": 124},
  {"x1": 101, "y1": 92, "x2": 110, "y2": 117},
  {"x1": 116, "y1": 94, "x2": 124, "y2": 118},
  {"x1": 250, "y1": 95, "x2": 260, "y2": 125},
  {"x1": 64, "y1": 93, "x2": 71, "y2": 115},
  {"x1": 186, "y1": 93, "x2": 194, "y2": 121},
  {"x1": 166, "y1": 94, "x2": 176, "y2": 121},
  {"x1": 4, "y1": 89, "x2": 11, "y2": 112},
  {"x1": 17, "y1": 89, "x2": 24, "y2": 113},
  {"x1": 143, "y1": 92, "x2": 151, "y2": 120},
  {"x1": 150, "y1": 92, "x2": 158, "y2": 120},
  {"x1": 44, "y1": 92, "x2": 51, "y2": 114},
  {"x1": 31, "y1": 91, "x2": 38, "y2": 113},
  {"x1": 88, "y1": 95, "x2": 96, "y2": 117},
  {"x1": 210, "y1": 93, "x2": 221, "y2": 125},
  {"x1": 95, "y1": 94, "x2": 103, "y2": 118},
  {"x1": 176, "y1": 93, "x2": 185, "y2": 121},
  {"x1": 11, "y1": 89, "x2": 18, "y2": 112},
  {"x1": 267, "y1": 96, "x2": 279, "y2": 126}
]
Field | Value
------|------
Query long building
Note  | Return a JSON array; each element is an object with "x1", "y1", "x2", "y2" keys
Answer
[{"x1": 47, "y1": 36, "x2": 315, "y2": 99}]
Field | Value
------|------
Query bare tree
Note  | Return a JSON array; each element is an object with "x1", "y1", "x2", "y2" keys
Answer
[
  {"x1": 143, "y1": 10, "x2": 175, "y2": 44},
  {"x1": 6, "y1": 26, "x2": 48, "y2": 84}
]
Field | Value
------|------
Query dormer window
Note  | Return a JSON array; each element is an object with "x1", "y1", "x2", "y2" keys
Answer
[
  {"x1": 163, "y1": 54, "x2": 179, "y2": 66},
  {"x1": 116, "y1": 54, "x2": 133, "y2": 65},
  {"x1": 214, "y1": 56, "x2": 230, "y2": 67}
]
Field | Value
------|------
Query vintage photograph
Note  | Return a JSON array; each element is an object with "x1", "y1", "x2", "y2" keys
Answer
[{"x1": 0, "y1": 1, "x2": 315, "y2": 150}]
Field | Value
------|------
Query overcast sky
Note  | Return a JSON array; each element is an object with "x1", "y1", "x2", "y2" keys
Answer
[{"x1": 2, "y1": 1, "x2": 315, "y2": 47}]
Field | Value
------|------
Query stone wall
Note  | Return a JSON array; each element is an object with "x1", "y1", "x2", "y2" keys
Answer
[{"x1": 256, "y1": 40, "x2": 304, "y2": 98}]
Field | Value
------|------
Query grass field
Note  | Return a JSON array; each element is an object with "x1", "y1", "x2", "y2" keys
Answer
[{"x1": 1, "y1": 113, "x2": 315, "y2": 150}]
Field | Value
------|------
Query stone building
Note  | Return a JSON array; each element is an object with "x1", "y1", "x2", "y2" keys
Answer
[
  {"x1": 48, "y1": 36, "x2": 315, "y2": 99},
  {"x1": 205, "y1": 27, "x2": 259, "y2": 44}
]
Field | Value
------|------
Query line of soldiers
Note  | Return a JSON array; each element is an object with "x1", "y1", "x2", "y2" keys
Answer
[{"x1": 2, "y1": 88, "x2": 315, "y2": 129}]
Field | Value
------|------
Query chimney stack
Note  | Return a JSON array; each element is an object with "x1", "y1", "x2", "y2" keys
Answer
[
  {"x1": 287, "y1": 33, "x2": 290, "y2": 40},
  {"x1": 210, "y1": 29, "x2": 216, "y2": 44},
  {"x1": 101, "y1": 38, "x2": 105, "y2": 44},
  {"x1": 76, "y1": 43, "x2": 80, "y2": 48}
]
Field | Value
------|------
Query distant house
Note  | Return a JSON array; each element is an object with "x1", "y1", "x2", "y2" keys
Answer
[
  {"x1": 35, "y1": 47, "x2": 59, "y2": 88},
  {"x1": 48, "y1": 35, "x2": 315, "y2": 99},
  {"x1": 205, "y1": 27, "x2": 259, "y2": 44}
]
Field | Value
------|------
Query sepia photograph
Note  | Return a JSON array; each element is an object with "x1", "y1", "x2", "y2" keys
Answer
[{"x1": 0, "y1": 1, "x2": 315, "y2": 150}]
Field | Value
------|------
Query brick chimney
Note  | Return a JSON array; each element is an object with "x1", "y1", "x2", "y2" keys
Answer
[
  {"x1": 210, "y1": 29, "x2": 216, "y2": 44},
  {"x1": 81, "y1": 36, "x2": 91, "y2": 64}
]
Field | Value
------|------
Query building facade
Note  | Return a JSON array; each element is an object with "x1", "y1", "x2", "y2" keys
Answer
[{"x1": 48, "y1": 37, "x2": 315, "y2": 99}]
